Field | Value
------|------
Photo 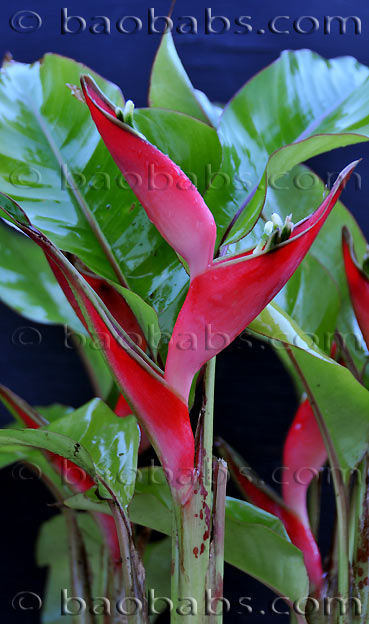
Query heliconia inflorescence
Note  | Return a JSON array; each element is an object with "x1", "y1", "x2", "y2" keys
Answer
[
  {"x1": 80, "y1": 75, "x2": 358, "y2": 403},
  {"x1": 0, "y1": 76, "x2": 357, "y2": 513}
]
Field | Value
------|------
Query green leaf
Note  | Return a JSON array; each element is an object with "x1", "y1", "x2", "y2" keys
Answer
[
  {"x1": 46, "y1": 398, "x2": 140, "y2": 506},
  {"x1": 63, "y1": 468, "x2": 309, "y2": 600},
  {"x1": 36, "y1": 404, "x2": 74, "y2": 422},
  {"x1": 0, "y1": 54, "x2": 221, "y2": 337},
  {"x1": 224, "y1": 498, "x2": 309, "y2": 602},
  {"x1": 113, "y1": 284, "x2": 161, "y2": 359},
  {"x1": 37, "y1": 514, "x2": 108, "y2": 624},
  {"x1": 204, "y1": 50, "x2": 369, "y2": 244},
  {"x1": 143, "y1": 537, "x2": 172, "y2": 621},
  {"x1": 149, "y1": 33, "x2": 210, "y2": 124},
  {"x1": 249, "y1": 302, "x2": 369, "y2": 472},
  {"x1": 0, "y1": 428, "x2": 96, "y2": 478},
  {"x1": 0, "y1": 220, "x2": 84, "y2": 332},
  {"x1": 131, "y1": 470, "x2": 308, "y2": 601},
  {"x1": 275, "y1": 254, "x2": 340, "y2": 353},
  {"x1": 129, "y1": 467, "x2": 173, "y2": 535}
]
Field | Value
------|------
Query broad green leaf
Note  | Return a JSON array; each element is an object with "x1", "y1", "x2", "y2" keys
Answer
[
  {"x1": 46, "y1": 398, "x2": 140, "y2": 506},
  {"x1": 249, "y1": 302, "x2": 369, "y2": 472},
  {"x1": 143, "y1": 537, "x2": 172, "y2": 621},
  {"x1": 149, "y1": 33, "x2": 210, "y2": 124},
  {"x1": 0, "y1": 219, "x2": 113, "y2": 393},
  {"x1": 0, "y1": 428, "x2": 96, "y2": 477},
  {"x1": 0, "y1": 54, "x2": 221, "y2": 337},
  {"x1": 224, "y1": 498, "x2": 309, "y2": 602},
  {"x1": 37, "y1": 514, "x2": 108, "y2": 624},
  {"x1": 204, "y1": 50, "x2": 369, "y2": 244},
  {"x1": 64, "y1": 487, "x2": 109, "y2": 515},
  {"x1": 275, "y1": 254, "x2": 340, "y2": 352},
  {"x1": 129, "y1": 467, "x2": 173, "y2": 535},
  {"x1": 0, "y1": 220, "x2": 84, "y2": 332},
  {"x1": 36, "y1": 404, "x2": 74, "y2": 422},
  {"x1": 131, "y1": 470, "x2": 308, "y2": 601},
  {"x1": 64, "y1": 468, "x2": 309, "y2": 600}
]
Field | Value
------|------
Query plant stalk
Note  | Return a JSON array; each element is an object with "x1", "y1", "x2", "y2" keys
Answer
[{"x1": 170, "y1": 357, "x2": 226, "y2": 623}]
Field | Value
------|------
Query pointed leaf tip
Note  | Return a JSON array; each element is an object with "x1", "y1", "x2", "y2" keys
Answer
[
  {"x1": 81, "y1": 75, "x2": 216, "y2": 279},
  {"x1": 165, "y1": 163, "x2": 355, "y2": 401}
]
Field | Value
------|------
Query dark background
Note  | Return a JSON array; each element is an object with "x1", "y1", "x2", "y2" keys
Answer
[{"x1": 0, "y1": 0, "x2": 368, "y2": 621}]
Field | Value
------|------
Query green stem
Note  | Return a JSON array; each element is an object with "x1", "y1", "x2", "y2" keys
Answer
[{"x1": 171, "y1": 357, "x2": 223, "y2": 623}]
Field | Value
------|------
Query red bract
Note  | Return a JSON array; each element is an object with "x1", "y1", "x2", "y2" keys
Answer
[
  {"x1": 80, "y1": 75, "x2": 216, "y2": 279},
  {"x1": 76, "y1": 265, "x2": 151, "y2": 450},
  {"x1": 80, "y1": 268, "x2": 147, "y2": 352},
  {"x1": 282, "y1": 398, "x2": 327, "y2": 527},
  {"x1": 217, "y1": 439, "x2": 323, "y2": 589},
  {"x1": 165, "y1": 162, "x2": 357, "y2": 401},
  {"x1": 342, "y1": 227, "x2": 369, "y2": 351},
  {"x1": 0, "y1": 195, "x2": 194, "y2": 502}
]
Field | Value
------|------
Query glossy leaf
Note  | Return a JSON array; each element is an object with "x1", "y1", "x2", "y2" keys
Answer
[
  {"x1": 225, "y1": 498, "x2": 309, "y2": 603},
  {"x1": 165, "y1": 163, "x2": 355, "y2": 401},
  {"x1": 0, "y1": 220, "x2": 83, "y2": 332},
  {"x1": 46, "y1": 398, "x2": 140, "y2": 507},
  {"x1": 81, "y1": 75, "x2": 217, "y2": 279},
  {"x1": 250, "y1": 303, "x2": 369, "y2": 473},
  {"x1": 203, "y1": 50, "x2": 369, "y2": 245},
  {"x1": 275, "y1": 254, "x2": 340, "y2": 352},
  {"x1": 0, "y1": 427, "x2": 97, "y2": 479},
  {"x1": 0, "y1": 54, "x2": 220, "y2": 337},
  {"x1": 149, "y1": 32, "x2": 211, "y2": 124}
]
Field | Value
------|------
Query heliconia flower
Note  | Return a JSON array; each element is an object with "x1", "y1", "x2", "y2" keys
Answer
[
  {"x1": 0, "y1": 194, "x2": 194, "y2": 502},
  {"x1": 342, "y1": 226, "x2": 369, "y2": 351},
  {"x1": 282, "y1": 398, "x2": 327, "y2": 528},
  {"x1": 80, "y1": 75, "x2": 216, "y2": 279},
  {"x1": 165, "y1": 162, "x2": 358, "y2": 401},
  {"x1": 0, "y1": 383, "x2": 121, "y2": 564},
  {"x1": 216, "y1": 438, "x2": 323, "y2": 590}
]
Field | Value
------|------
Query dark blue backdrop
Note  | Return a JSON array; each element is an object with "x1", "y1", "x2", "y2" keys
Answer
[{"x1": 0, "y1": 0, "x2": 368, "y2": 621}]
